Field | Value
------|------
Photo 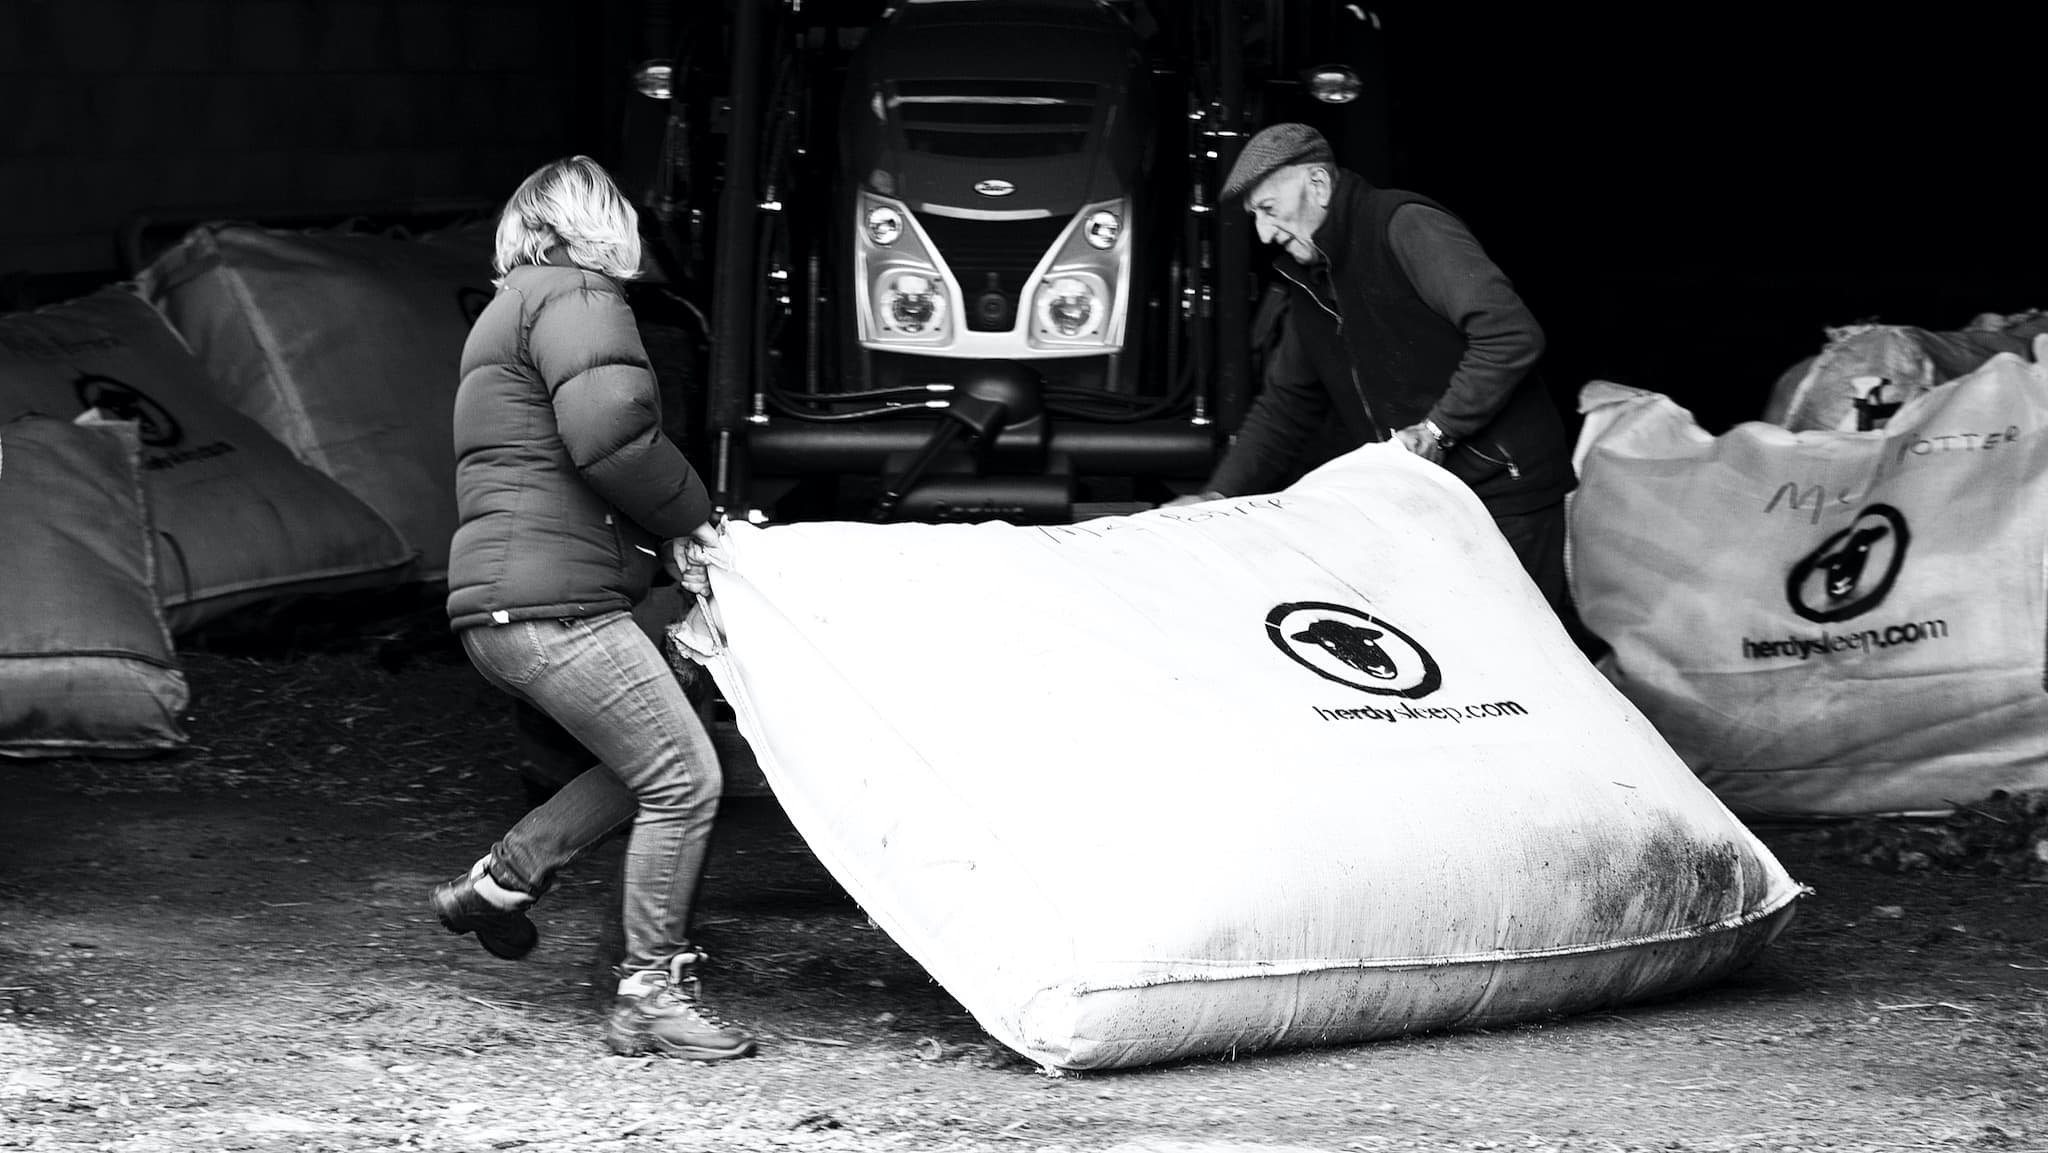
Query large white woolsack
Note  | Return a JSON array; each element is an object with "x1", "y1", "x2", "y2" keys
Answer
[
  {"x1": 674, "y1": 444, "x2": 1803, "y2": 1072},
  {"x1": 0, "y1": 416, "x2": 188, "y2": 757},
  {"x1": 0, "y1": 286, "x2": 418, "y2": 634},
  {"x1": 1571, "y1": 341, "x2": 2048, "y2": 817},
  {"x1": 138, "y1": 224, "x2": 496, "y2": 580}
]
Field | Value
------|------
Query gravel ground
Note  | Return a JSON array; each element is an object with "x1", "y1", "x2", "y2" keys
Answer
[{"x1": 2, "y1": 638, "x2": 2044, "y2": 1153}]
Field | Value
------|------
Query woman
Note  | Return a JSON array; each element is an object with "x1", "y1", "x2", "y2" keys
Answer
[{"x1": 428, "y1": 155, "x2": 753, "y2": 1061}]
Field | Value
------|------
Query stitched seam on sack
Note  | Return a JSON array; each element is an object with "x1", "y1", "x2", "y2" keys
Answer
[
  {"x1": 217, "y1": 241, "x2": 330, "y2": 474},
  {"x1": 0, "y1": 737, "x2": 184, "y2": 754},
  {"x1": 1063, "y1": 895, "x2": 1803, "y2": 992},
  {"x1": 120, "y1": 428, "x2": 179, "y2": 658},
  {"x1": 158, "y1": 550, "x2": 421, "y2": 607},
  {"x1": 0, "y1": 650, "x2": 182, "y2": 670}
]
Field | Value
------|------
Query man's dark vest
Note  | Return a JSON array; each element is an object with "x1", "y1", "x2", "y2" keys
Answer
[
  {"x1": 1349, "y1": 188, "x2": 1470, "y2": 434},
  {"x1": 1276, "y1": 174, "x2": 1572, "y2": 514}
]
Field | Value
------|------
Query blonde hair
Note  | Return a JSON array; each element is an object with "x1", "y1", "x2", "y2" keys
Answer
[{"x1": 492, "y1": 156, "x2": 643, "y2": 284}]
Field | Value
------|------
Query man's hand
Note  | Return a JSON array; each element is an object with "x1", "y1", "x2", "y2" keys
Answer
[
  {"x1": 1393, "y1": 422, "x2": 1448, "y2": 465},
  {"x1": 1164, "y1": 490, "x2": 1226, "y2": 508}
]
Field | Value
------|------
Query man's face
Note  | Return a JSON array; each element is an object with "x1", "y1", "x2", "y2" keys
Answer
[{"x1": 1245, "y1": 165, "x2": 1330, "y2": 264}]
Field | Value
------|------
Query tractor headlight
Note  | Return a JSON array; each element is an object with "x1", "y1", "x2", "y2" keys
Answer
[
  {"x1": 1082, "y1": 209, "x2": 1121, "y2": 250},
  {"x1": 865, "y1": 204, "x2": 904, "y2": 247},
  {"x1": 1021, "y1": 199, "x2": 1126, "y2": 349},
  {"x1": 1033, "y1": 275, "x2": 1103, "y2": 340},
  {"x1": 857, "y1": 193, "x2": 954, "y2": 346},
  {"x1": 630, "y1": 60, "x2": 674, "y2": 101},
  {"x1": 1305, "y1": 65, "x2": 1362, "y2": 105},
  {"x1": 879, "y1": 271, "x2": 947, "y2": 335}
]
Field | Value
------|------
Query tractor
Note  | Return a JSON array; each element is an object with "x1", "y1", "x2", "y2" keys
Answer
[{"x1": 615, "y1": 0, "x2": 1392, "y2": 527}]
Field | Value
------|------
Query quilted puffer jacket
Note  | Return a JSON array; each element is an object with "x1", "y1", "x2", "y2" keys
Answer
[{"x1": 445, "y1": 258, "x2": 710, "y2": 631}]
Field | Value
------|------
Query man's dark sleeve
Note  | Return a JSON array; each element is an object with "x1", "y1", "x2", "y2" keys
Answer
[
  {"x1": 1388, "y1": 204, "x2": 1544, "y2": 442},
  {"x1": 1206, "y1": 314, "x2": 1331, "y2": 497}
]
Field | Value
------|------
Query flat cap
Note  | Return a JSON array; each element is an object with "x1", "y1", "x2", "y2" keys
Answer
[{"x1": 1221, "y1": 122, "x2": 1335, "y2": 200}]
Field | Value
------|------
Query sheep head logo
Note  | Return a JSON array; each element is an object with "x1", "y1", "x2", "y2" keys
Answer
[
  {"x1": 1787, "y1": 504, "x2": 1910, "y2": 623},
  {"x1": 1267, "y1": 602, "x2": 1441, "y2": 698},
  {"x1": 1292, "y1": 620, "x2": 1396, "y2": 680},
  {"x1": 1820, "y1": 523, "x2": 1889, "y2": 599}
]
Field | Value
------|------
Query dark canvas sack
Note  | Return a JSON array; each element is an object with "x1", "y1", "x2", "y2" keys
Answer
[
  {"x1": 0, "y1": 415, "x2": 188, "y2": 757},
  {"x1": 0, "y1": 286, "x2": 417, "y2": 633},
  {"x1": 140, "y1": 224, "x2": 496, "y2": 580}
]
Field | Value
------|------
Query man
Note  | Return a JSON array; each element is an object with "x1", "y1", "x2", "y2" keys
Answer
[{"x1": 1177, "y1": 123, "x2": 1574, "y2": 619}]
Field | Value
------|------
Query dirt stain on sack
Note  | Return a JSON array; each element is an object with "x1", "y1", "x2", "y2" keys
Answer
[{"x1": 1594, "y1": 821, "x2": 1752, "y2": 938}]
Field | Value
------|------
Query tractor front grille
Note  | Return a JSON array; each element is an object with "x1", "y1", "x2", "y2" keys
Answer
[
  {"x1": 916, "y1": 211, "x2": 1070, "y2": 332},
  {"x1": 891, "y1": 79, "x2": 1099, "y2": 159}
]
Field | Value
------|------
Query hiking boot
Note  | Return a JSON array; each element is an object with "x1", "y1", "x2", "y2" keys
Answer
[
  {"x1": 605, "y1": 951, "x2": 756, "y2": 1060},
  {"x1": 429, "y1": 858, "x2": 538, "y2": 961}
]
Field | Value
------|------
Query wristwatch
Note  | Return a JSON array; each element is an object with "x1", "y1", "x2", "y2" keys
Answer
[{"x1": 1421, "y1": 418, "x2": 1454, "y2": 450}]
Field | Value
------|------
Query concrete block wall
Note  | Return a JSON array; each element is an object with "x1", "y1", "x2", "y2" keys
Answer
[{"x1": 1, "y1": 0, "x2": 609, "y2": 279}]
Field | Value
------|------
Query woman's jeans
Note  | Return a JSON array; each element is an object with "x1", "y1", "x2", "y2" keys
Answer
[{"x1": 460, "y1": 611, "x2": 722, "y2": 974}]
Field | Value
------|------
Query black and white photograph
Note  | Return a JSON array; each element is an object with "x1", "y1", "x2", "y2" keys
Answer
[{"x1": 3, "y1": 3, "x2": 2045, "y2": 1151}]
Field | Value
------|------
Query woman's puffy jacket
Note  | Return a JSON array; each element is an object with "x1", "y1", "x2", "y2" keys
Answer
[{"x1": 445, "y1": 259, "x2": 710, "y2": 631}]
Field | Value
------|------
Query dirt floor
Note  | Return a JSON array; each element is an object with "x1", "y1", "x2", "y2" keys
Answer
[{"x1": 2, "y1": 634, "x2": 2045, "y2": 1153}]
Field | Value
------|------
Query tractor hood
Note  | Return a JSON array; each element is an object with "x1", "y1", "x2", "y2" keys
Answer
[{"x1": 844, "y1": 0, "x2": 1148, "y2": 218}]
